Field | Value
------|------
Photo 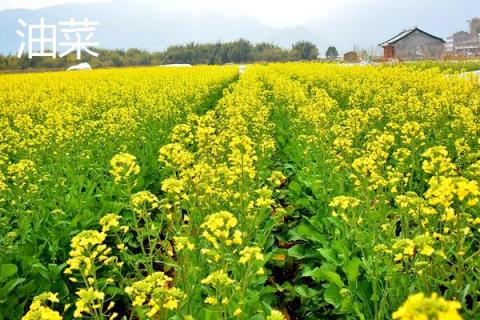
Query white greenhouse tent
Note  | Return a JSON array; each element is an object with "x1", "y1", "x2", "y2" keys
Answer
[
  {"x1": 160, "y1": 64, "x2": 192, "y2": 67},
  {"x1": 66, "y1": 63, "x2": 92, "y2": 71}
]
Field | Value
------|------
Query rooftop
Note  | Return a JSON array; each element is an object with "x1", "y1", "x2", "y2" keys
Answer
[{"x1": 379, "y1": 27, "x2": 445, "y2": 46}]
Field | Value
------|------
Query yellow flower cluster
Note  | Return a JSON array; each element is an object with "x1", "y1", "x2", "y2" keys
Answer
[
  {"x1": 268, "y1": 171, "x2": 286, "y2": 187},
  {"x1": 125, "y1": 272, "x2": 185, "y2": 317},
  {"x1": 22, "y1": 292, "x2": 62, "y2": 320},
  {"x1": 201, "y1": 211, "x2": 242, "y2": 248},
  {"x1": 425, "y1": 176, "x2": 479, "y2": 208},
  {"x1": 7, "y1": 159, "x2": 37, "y2": 182},
  {"x1": 65, "y1": 230, "x2": 113, "y2": 276},
  {"x1": 267, "y1": 310, "x2": 286, "y2": 320},
  {"x1": 130, "y1": 191, "x2": 160, "y2": 217},
  {"x1": 173, "y1": 236, "x2": 195, "y2": 251},
  {"x1": 400, "y1": 121, "x2": 425, "y2": 146},
  {"x1": 109, "y1": 153, "x2": 140, "y2": 184},
  {"x1": 228, "y1": 135, "x2": 258, "y2": 180},
  {"x1": 74, "y1": 288, "x2": 105, "y2": 318},
  {"x1": 0, "y1": 171, "x2": 7, "y2": 192},
  {"x1": 201, "y1": 270, "x2": 235, "y2": 287},
  {"x1": 422, "y1": 146, "x2": 456, "y2": 176},
  {"x1": 393, "y1": 293, "x2": 462, "y2": 320},
  {"x1": 99, "y1": 213, "x2": 121, "y2": 232},
  {"x1": 159, "y1": 143, "x2": 194, "y2": 171},
  {"x1": 239, "y1": 246, "x2": 264, "y2": 264},
  {"x1": 6, "y1": 159, "x2": 38, "y2": 193},
  {"x1": 329, "y1": 196, "x2": 361, "y2": 209},
  {"x1": 391, "y1": 234, "x2": 437, "y2": 262}
]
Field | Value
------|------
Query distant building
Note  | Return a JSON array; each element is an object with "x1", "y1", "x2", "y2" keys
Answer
[
  {"x1": 379, "y1": 27, "x2": 445, "y2": 60},
  {"x1": 445, "y1": 31, "x2": 471, "y2": 52},
  {"x1": 454, "y1": 38, "x2": 480, "y2": 56},
  {"x1": 446, "y1": 18, "x2": 480, "y2": 56},
  {"x1": 343, "y1": 51, "x2": 359, "y2": 63}
]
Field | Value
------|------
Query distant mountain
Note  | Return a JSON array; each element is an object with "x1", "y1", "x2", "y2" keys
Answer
[
  {"x1": 1, "y1": 0, "x2": 479, "y2": 56},
  {"x1": 0, "y1": 0, "x2": 327, "y2": 55}
]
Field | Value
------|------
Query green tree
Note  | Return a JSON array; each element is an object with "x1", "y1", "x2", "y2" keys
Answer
[
  {"x1": 291, "y1": 41, "x2": 319, "y2": 60},
  {"x1": 326, "y1": 46, "x2": 339, "y2": 59},
  {"x1": 0, "y1": 39, "x2": 327, "y2": 71}
]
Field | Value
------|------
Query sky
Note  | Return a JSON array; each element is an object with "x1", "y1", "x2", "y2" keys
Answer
[
  {"x1": 1, "y1": 0, "x2": 479, "y2": 53},
  {"x1": 1, "y1": 0, "x2": 108, "y2": 11},
  {"x1": 2, "y1": 0, "x2": 479, "y2": 29},
  {"x1": 0, "y1": 0, "x2": 379, "y2": 28}
]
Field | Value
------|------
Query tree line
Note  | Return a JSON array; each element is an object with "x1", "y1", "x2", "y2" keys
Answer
[{"x1": 0, "y1": 39, "x2": 321, "y2": 71}]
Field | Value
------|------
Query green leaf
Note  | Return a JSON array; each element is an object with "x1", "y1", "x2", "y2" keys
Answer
[
  {"x1": 0, "y1": 264, "x2": 18, "y2": 280},
  {"x1": 324, "y1": 286, "x2": 342, "y2": 308},
  {"x1": 53, "y1": 263, "x2": 67, "y2": 277},
  {"x1": 317, "y1": 248, "x2": 342, "y2": 266},
  {"x1": 326, "y1": 216, "x2": 344, "y2": 230},
  {"x1": 354, "y1": 302, "x2": 366, "y2": 320},
  {"x1": 345, "y1": 257, "x2": 362, "y2": 284},
  {"x1": 294, "y1": 197, "x2": 310, "y2": 208},
  {"x1": 289, "y1": 222, "x2": 325, "y2": 243},
  {"x1": 104, "y1": 286, "x2": 124, "y2": 296},
  {"x1": 304, "y1": 266, "x2": 344, "y2": 288},
  {"x1": 288, "y1": 180, "x2": 301, "y2": 194},
  {"x1": 295, "y1": 284, "x2": 319, "y2": 299},
  {"x1": 31, "y1": 263, "x2": 49, "y2": 280},
  {"x1": 287, "y1": 245, "x2": 317, "y2": 260},
  {"x1": 0, "y1": 278, "x2": 26, "y2": 297}
]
